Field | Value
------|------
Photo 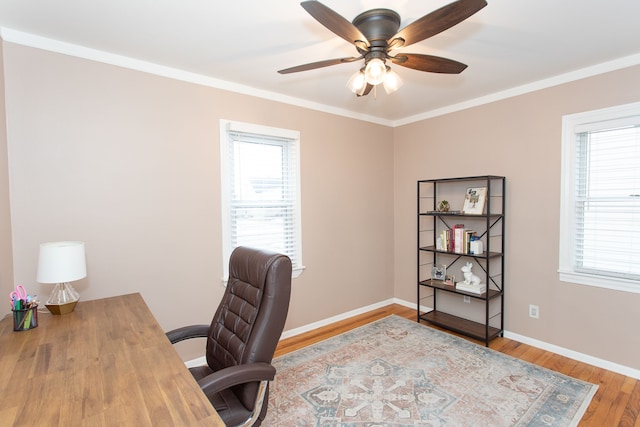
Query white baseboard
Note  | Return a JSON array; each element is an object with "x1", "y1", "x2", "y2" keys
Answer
[
  {"x1": 279, "y1": 298, "x2": 397, "y2": 339},
  {"x1": 393, "y1": 297, "x2": 433, "y2": 314},
  {"x1": 185, "y1": 297, "x2": 640, "y2": 379},
  {"x1": 395, "y1": 297, "x2": 640, "y2": 379},
  {"x1": 503, "y1": 331, "x2": 640, "y2": 380}
]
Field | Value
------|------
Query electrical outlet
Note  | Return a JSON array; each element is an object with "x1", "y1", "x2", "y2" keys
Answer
[
  {"x1": 463, "y1": 296, "x2": 471, "y2": 303},
  {"x1": 529, "y1": 304, "x2": 539, "y2": 319}
]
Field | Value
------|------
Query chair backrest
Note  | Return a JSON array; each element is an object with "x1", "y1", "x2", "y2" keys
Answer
[{"x1": 206, "y1": 246, "x2": 292, "y2": 408}]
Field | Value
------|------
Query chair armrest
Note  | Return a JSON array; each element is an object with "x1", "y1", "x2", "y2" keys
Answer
[
  {"x1": 198, "y1": 362, "x2": 276, "y2": 395},
  {"x1": 166, "y1": 324, "x2": 210, "y2": 344}
]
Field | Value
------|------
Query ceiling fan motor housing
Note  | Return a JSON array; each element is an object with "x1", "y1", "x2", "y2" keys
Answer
[{"x1": 352, "y1": 9, "x2": 401, "y2": 48}]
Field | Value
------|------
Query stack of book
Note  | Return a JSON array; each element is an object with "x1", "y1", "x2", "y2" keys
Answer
[
  {"x1": 456, "y1": 282, "x2": 487, "y2": 294},
  {"x1": 439, "y1": 224, "x2": 476, "y2": 254}
]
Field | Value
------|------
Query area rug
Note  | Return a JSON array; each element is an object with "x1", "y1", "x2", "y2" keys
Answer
[{"x1": 264, "y1": 315, "x2": 597, "y2": 426}]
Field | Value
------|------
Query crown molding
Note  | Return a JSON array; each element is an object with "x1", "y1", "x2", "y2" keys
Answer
[
  {"x1": 0, "y1": 27, "x2": 393, "y2": 127},
  {"x1": 394, "y1": 53, "x2": 640, "y2": 127},
  {"x1": 2, "y1": 27, "x2": 639, "y2": 128}
]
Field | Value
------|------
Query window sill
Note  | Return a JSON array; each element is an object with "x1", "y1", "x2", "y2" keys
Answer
[
  {"x1": 292, "y1": 265, "x2": 306, "y2": 278},
  {"x1": 559, "y1": 270, "x2": 640, "y2": 294}
]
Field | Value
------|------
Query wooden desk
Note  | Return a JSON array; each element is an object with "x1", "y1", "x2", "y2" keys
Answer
[{"x1": 0, "y1": 293, "x2": 224, "y2": 426}]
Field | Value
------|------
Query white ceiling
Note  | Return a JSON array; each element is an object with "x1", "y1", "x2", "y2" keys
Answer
[{"x1": 1, "y1": 0, "x2": 640, "y2": 125}]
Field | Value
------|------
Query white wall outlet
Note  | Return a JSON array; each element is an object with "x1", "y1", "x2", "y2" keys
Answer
[
  {"x1": 529, "y1": 304, "x2": 539, "y2": 319},
  {"x1": 463, "y1": 296, "x2": 471, "y2": 303}
]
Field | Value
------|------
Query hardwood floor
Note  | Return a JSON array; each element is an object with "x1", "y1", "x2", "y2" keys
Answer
[{"x1": 275, "y1": 304, "x2": 640, "y2": 427}]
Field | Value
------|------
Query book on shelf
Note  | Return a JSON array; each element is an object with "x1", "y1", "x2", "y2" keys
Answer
[
  {"x1": 426, "y1": 210, "x2": 462, "y2": 215},
  {"x1": 456, "y1": 282, "x2": 487, "y2": 294},
  {"x1": 453, "y1": 224, "x2": 464, "y2": 253},
  {"x1": 439, "y1": 225, "x2": 478, "y2": 254}
]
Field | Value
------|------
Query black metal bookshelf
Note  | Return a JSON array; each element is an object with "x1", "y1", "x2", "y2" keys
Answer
[{"x1": 417, "y1": 175, "x2": 505, "y2": 346}]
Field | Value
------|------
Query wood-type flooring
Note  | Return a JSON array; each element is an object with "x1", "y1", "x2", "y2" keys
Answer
[{"x1": 275, "y1": 304, "x2": 640, "y2": 427}]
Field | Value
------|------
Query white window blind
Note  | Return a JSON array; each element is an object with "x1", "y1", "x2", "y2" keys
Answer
[
  {"x1": 574, "y1": 123, "x2": 640, "y2": 279},
  {"x1": 220, "y1": 120, "x2": 303, "y2": 280},
  {"x1": 560, "y1": 102, "x2": 640, "y2": 292}
]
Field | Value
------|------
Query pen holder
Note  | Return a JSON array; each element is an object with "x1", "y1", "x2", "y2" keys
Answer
[{"x1": 12, "y1": 305, "x2": 38, "y2": 331}]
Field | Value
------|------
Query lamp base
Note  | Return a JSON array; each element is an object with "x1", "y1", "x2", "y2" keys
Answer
[
  {"x1": 46, "y1": 282, "x2": 80, "y2": 315},
  {"x1": 46, "y1": 301, "x2": 78, "y2": 315}
]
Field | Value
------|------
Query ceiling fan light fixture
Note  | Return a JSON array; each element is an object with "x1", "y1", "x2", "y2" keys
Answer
[
  {"x1": 364, "y1": 58, "x2": 386, "y2": 85},
  {"x1": 347, "y1": 70, "x2": 367, "y2": 95},
  {"x1": 383, "y1": 68, "x2": 403, "y2": 94},
  {"x1": 280, "y1": 0, "x2": 488, "y2": 97}
]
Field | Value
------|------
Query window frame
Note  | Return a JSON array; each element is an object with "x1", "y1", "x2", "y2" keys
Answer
[
  {"x1": 559, "y1": 101, "x2": 640, "y2": 293},
  {"x1": 219, "y1": 119, "x2": 304, "y2": 283}
]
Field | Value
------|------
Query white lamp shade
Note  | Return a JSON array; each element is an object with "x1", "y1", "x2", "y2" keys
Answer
[{"x1": 37, "y1": 241, "x2": 87, "y2": 284}]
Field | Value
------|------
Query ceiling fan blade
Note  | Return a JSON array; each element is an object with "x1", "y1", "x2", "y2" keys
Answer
[
  {"x1": 388, "y1": 0, "x2": 487, "y2": 48},
  {"x1": 391, "y1": 53, "x2": 468, "y2": 74},
  {"x1": 301, "y1": 1, "x2": 370, "y2": 47},
  {"x1": 278, "y1": 56, "x2": 361, "y2": 74}
]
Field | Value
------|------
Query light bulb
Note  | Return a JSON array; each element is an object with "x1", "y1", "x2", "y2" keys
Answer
[
  {"x1": 364, "y1": 58, "x2": 386, "y2": 85},
  {"x1": 383, "y1": 68, "x2": 403, "y2": 94},
  {"x1": 346, "y1": 70, "x2": 367, "y2": 95}
]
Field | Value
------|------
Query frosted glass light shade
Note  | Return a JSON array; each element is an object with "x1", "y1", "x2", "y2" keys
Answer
[
  {"x1": 346, "y1": 70, "x2": 367, "y2": 95},
  {"x1": 364, "y1": 58, "x2": 386, "y2": 85},
  {"x1": 383, "y1": 69, "x2": 403, "y2": 94}
]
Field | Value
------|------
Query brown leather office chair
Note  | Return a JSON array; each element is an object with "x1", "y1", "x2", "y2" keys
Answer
[{"x1": 167, "y1": 246, "x2": 292, "y2": 426}]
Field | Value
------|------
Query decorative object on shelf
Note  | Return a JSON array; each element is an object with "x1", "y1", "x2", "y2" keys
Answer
[
  {"x1": 444, "y1": 275, "x2": 456, "y2": 286},
  {"x1": 470, "y1": 236, "x2": 484, "y2": 255},
  {"x1": 432, "y1": 264, "x2": 447, "y2": 281},
  {"x1": 437, "y1": 200, "x2": 450, "y2": 212},
  {"x1": 37, "y1": 241, "x2": 87, "y2": 315},
  {"x1": 456, "y1": 262, "x2": 486, "y2": 294},
  {"x1": 462, "y1": 187, "x2": 487, "y2": 214}
]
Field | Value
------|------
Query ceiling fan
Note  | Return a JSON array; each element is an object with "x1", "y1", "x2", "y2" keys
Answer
[{"x1": 278, "y1": 0, "x2": 487, "y2": 97}]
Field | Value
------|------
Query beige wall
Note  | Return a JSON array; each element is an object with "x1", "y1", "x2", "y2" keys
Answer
[
  {"x1": 2, "y1": 38, "x2": 639, "y2": 371},
  {"x1": 1, "y1": 42, "x2": 394, "y2": 360},
  {"x1": 393, "y1": 65, "x2": 640, "y2": 370},
  {"x1": 0, "y1": 41, "x2": 14, "y2": 304}
]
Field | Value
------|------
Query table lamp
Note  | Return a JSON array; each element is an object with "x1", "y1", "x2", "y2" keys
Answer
[{"x1": 36, "y1": 241, "x2": 87, "y2": 315}]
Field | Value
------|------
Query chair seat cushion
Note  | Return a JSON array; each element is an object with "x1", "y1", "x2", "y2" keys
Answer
[{"x1": 210, "y1": 388, "x2": 253, "y2": 425}]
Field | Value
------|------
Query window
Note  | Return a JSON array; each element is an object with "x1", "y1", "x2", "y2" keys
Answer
[
  {"x1": 559, "y1": 102, "x2": 640, "y2": 293},
  {"x1": 220, "y1": 120, "x2": 303, "y2": 280}
]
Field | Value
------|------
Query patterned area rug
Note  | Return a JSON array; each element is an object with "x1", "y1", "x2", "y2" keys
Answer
[{"x1": 265, "y1": 315, "x2": 597, "y2": 426}]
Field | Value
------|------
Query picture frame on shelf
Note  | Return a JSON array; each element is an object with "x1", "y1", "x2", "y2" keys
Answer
[
  {"x1": 444, "y1": 275, "x2": 456, "y2": 286},
  {"x1": 432, "y1": 264, "x2": 447, "y2": 281},
  {"x1": 462, "y1": 187, "x2": 487, "y2": 215}
]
